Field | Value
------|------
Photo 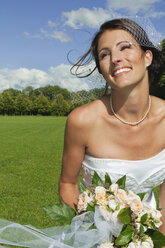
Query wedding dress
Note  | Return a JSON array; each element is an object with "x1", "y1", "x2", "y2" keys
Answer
[
  {"x1": 0, "y1": 150, "x2": 165, "y2": 248},
  {"x1": 82, "y1": 149, "x2": 165, "y2": 209}
]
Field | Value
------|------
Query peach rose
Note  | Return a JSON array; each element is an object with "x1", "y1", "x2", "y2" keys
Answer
[{"x1": 95, "y1": 186, "x2": 108, "y2": 205}]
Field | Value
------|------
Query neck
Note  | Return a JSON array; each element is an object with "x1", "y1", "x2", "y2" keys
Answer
[{"x1": 110, "y1": 84, "x2": 150, "y2": 124}]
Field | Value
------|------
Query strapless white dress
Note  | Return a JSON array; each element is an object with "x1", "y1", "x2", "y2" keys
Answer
[
  {"x1": 82, "y1": 149, "x2": 165, "y2": 209},
  {"x1": 0, "y1": 150, "x2": 165, "y2": 248}
]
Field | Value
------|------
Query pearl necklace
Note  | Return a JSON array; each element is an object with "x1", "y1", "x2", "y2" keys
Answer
[{"x1": 110, "y1": 95, "x2": 151, "y2": 126}]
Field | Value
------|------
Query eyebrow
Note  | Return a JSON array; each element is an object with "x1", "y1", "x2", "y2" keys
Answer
[
  {"x1": 98, "y1": 40, "x2": 131, "y2": 54},
  {"x1": 116, "y1": 40, "x2": 131, "y2": 46}
]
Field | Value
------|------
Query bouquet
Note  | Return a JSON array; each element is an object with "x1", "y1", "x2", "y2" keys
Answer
[{"x1": 44, "y1": 172, "x2": 165, "y2": 248}]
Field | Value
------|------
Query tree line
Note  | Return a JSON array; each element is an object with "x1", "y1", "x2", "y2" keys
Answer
[
  {"x1": 0, "y1": 75, "x2": 164, "y2": 116},
  {"x1": 0, "y1": 85, "x2": 106, "y2": 116}
]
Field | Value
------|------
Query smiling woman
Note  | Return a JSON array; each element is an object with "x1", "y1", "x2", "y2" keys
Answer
[
  {"x1": 60, "y1": 17, "x2": 165, "y2": 243},
  {"x1": 97, "y1": 29, "x2": 153, "y2": 90},
  {"x1": 0, "y1": 17, "x2": 165, "y2": 248}
]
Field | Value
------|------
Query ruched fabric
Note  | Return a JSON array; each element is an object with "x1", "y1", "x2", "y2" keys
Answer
[{"x1": 82, "y1": 149, "x2": 165, "y2": 209}]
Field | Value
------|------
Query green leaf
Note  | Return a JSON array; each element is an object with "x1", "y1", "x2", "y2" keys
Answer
[
  {"x1": 43, "y1": 203, "x2": 76, "y2": 225},
  {"x1": 138, "y1": 192, "x2": 147, "y2": 201},
  {"x1": 115, "y1": 204, "x2": 120, "y2": 211},
  {"x1": 153, "y1": 185, "x2": 160, "y2": 210},
  {"x1": 116, "y1": 175, "x2": 126, "y2": 189},
  {"x1": 140, "y1": 224, "x2": 145, "y2": 234},
  {"x1": 79, "y1": 181, "x2": 87, "y2": 193},
  {"x1": 105, "y1": 173, "x2": 112, "y2": 185},
  {"x1": 87, "y1": 204, "x2": 95, "y2": 212},
  {"x1": 88, "y1": 224, "x2": 97, "y2": 230},
  {"x1": 115, "y1": 225, "x2": 134, "y2": 246},
  {"x1": 92, "y1": 171, "x2": 104, "y2": 186},
  {"x1": 140, "y1": 213, "x2": 148, "y2": 224},
  {"x1": 146, "y1": 221, "x2": 157, "y2": 230},
  {"x1": 148, "y1": 230, "x2": 165, "y2": 248},
  {"x1": 105, "y1": 204, "x2": 113, "y2": 213},
  {"x1": 118, "y1": 208, "x2": 131, "y2": 224}
]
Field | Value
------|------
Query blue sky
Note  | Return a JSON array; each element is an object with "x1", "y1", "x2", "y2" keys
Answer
[{"x1": 0, "y1": 0, "x2": 164, "y2": 92}]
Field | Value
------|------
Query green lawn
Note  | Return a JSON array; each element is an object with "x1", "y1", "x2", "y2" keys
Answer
[{"x1": 0, "y1": 116, "x2": 67, "y2": 228}]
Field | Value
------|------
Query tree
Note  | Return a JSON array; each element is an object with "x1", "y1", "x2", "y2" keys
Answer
[
  {"x1": 29, "y1": 88, "x2": 41, "y2": 101},
  {"x1": 1, "y1": 91, "x2": 15, "y2": 115},
  {"x1": 51, "y1": 94, "x2": 70, "y2": 116},
  {"x1": 89, "y1": 87, "x2": 108, "y2": 98},
  {"x1": 22, "y1": 86, "x2": 34, "y2": 97},
  {"x1": 33, "y1": 94, "x2": 51, "y2": 115},
  {"x1": 152, "y1": 73, "x2": 165, "y2": 100},
  {"x1": 14, "y1": 93, "x2": 32, "y2": 115},
  {"x1": 39, "y1": 85, "x2": 57, "y2": 100},
  {"x1": 0, "y1": 94, "x2": 4, "y2": 114},
  {"x1": 149, "y1": 38, "x2": 165, "y2": 99},
  {"x1": 3, "y1": 88, "x2": 21, "y2": 97},
  {"x1": 39, "y1": 85, "x2": 71, "y2": 101},
  {"x1": 60, "y1": 88, "x2": 71, "y2": 100},
  {"x1": 161, "y1": 39, "x2": 165, "y2": 50}
]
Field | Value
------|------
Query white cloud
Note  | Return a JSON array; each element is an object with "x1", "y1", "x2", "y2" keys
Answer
[
  {"x1": 0, "y1": 65, "x2": 92, "y2": 92},
  {"x1": 147, "y1": 11, "x2": 165, "y2": 18},
  {"x1": 63, "y1": 7, "x2": 117, "y2": 29},
  {"x1": 48, "y1": 64, "x2": 90, "y2": 91},
  {"x1": 40, "y1": 28, "x2": 71, "y2": 42},
  {"x1": 0, "y1": 68, "x2": 52, "y2": 91},
  {"x1": 24, "y1": 32, "x2": 42, "y2": 39},
  {"x1": 47, "y1": 20, "x2": 57, "y2": 28},
  {"x1": 24, "y1": 20, "x2": 71, "y2": 43},
  {"x1": 106, "y1": 0, "x2": 162, "y2": 15}
]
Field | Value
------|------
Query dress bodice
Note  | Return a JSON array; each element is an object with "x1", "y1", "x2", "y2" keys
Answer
[{"x1": 82, "y1": 149, "x2": 165, "y2": 209}]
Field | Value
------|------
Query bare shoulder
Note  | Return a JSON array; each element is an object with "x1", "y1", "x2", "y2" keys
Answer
[
  {"x1": 67, "y1": 96, "x2": 108, "y2": 129},
  {"x1": 151, "y1": 96, "x2": 165, "y2": 134},
  {"x1": 152, "y1": 96, "x2": 165, "y2": 117}
]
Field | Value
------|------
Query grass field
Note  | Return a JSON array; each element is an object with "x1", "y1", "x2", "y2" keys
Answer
[
  {"x1": 0, "y1": 116, "x2": 67, "y2": 228},
  {"x1": 0, "y1": 116, "x2": 160, "y2": 234}
]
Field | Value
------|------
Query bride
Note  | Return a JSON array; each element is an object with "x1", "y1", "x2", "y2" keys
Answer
[
  {"x1": 60, "y1": 18, "x2": 165, "y2": 233},
  {"x1": 0, "y1": 18, "x2": 165, "y2": 248}
]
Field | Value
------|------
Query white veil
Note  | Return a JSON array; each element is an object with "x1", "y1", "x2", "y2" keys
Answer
[{"x1": 0, "y1": 208, "x2": 123, "y2": 248}]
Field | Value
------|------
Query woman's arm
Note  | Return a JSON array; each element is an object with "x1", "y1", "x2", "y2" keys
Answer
[
  {"x1": 59, "y1": 108, "x2": 88, "y2": 209},
  {"x1": 160, "y1": 180, "x2": 165, "y2": 235}
]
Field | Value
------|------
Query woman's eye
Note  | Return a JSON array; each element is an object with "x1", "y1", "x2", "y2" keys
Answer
[
  {"x1": 99, "y1": 52, "x2": 110, "y2": 60},
  {"x1": 120, "y1": 43, "x2": 132, "y2": 51}
]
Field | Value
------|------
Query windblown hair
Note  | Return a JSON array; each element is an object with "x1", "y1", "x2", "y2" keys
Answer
[{"x1": 71, "y1": 18, "x2": 165, "y2": 87}]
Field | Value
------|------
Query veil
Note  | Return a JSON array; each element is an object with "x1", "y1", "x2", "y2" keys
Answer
[
  {"x1": 68, "y1": 16, "x2": 163, "y2": 104},
  {"x1": 0, "y1": 208, "x2": 123, "y2": 248}
]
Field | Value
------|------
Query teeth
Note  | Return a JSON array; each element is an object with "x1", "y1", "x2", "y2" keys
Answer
[{"x1": 114, "y1": 68, "x2": 131, "y2": 76}]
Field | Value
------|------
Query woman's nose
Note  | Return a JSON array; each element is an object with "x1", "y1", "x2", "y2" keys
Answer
[{"x1": 111, "y1": 51, "x2": 122, "y2": 64}]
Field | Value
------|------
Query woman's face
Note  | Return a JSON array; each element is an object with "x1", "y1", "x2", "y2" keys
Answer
[{"x1": 97, "y1": 29, "x2": 152, "y2": 90}]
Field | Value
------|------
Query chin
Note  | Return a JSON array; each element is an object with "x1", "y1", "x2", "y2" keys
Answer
[
  {"x1": 111, "y1": 75, "x2": 142, "y2": 89},
  {"x1": 110, "y1": 81, "x2": 134, "y2": 89}
]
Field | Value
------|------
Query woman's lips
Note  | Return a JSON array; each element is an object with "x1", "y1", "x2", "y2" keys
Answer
[{"x1": 113, "y1": 67, "x2": 132, "y2": 77}]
